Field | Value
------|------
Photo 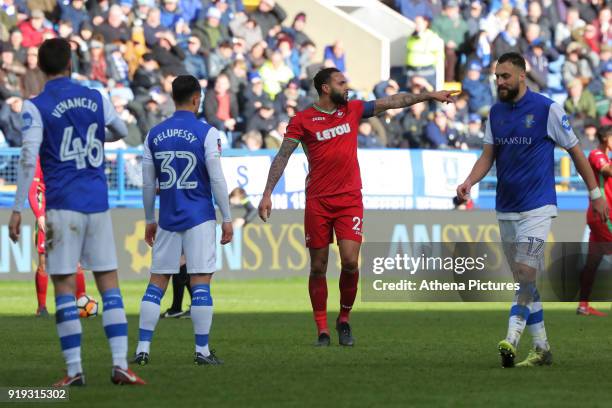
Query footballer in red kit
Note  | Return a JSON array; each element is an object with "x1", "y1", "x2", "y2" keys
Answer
[
  {"x1": 259, "y1": 67, "x2": 457, "y2": 346},
  {"x1": 578, "y1": 125, "x2": 612, "y2": 317},
  {"x1": 30, "y1": 157, "x2": 88, "y2": 317}
]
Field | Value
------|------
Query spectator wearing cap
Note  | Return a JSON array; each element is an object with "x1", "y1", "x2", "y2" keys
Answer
[
  {"x1": 21, "y1": 47, "x2": 44, "y2": 98},
  {"x1": 229, "y1": 12, "x2": 264, "y2": 51},
  {"x1": 18, "y1": 10, "x2": 55, "y2": 48},
  {"x1": 524, "y1": 38, "x2": 553, "y2": 93},
  {"x1": 562, "y1": 41, "x2": 594, "y2": 87},
  {"x1": 564, "y1": 78, "x2": 597, "y2": 124},
  {"x1": 401, "y1": 101, "x2": 429, "y2": 148},
  {"x1": 323, "y1": 40, "x2": 346, "y2": 74},
  {"x1": 204, "y1": 73, "x2": 239, "y2": 134},
  {"x1": 251, "y1": 0, "x2": 286, "y2": 39},
  {"x1": 243, "y1": 72, "x2": 272, "y2": 120},
  {"x1": 273, "y1": 78, "x2": 307, "y2": 111},
  {"x1": 461, "y1": 114, "x2": 485, "y2": 149},
  {"x1": 183, "y1": 35, "x2": 208, "y2": 87},
  {"x1": 151, "y1": 31, "x2": 187, "y2": 75},
  {"x1": 246, "y1": 99, "x2": 278, "y2": 139},
  {"x1": 259, "y1": 49, "x2": 294, "y2": 99},
  {"x1": 425, "y1": 110, "x2": 459, "y2": 149},
  {"x1": 1, "y1": 43, "x2": 25, "y2": 96},
  {"x1": 134, "y1": 0, "x2": 155, "y2": 26},
  {"x1": 59, "y1": 0, "x2": 89, "y2": 32},
  {"x1": 284, "y1": 12, "x2": 311, "y2": 48},
  {"x1": 192, "y1": 6, "x2": 230, "y2": 51},
  {"x1": 143, "y1": 8, "x2": 165, "y2": 47},
  {"x1": 461, "y1": 61, "x2": 492, "y2": 116},
  {"x1": 431, "y1": 0, "x2": 468, "y2": 82},
  {"x1": 393, "y1": 0, "x2": 433, "y2": 21},
  {"x1": 208, "y1": 40, "x2": 234, "y2": 79},
  {"x1": 209, "y1": 0, "x2": 234, "y2": 27},
  {"x1": 132, "y1": 53, "x2": 162, "y2": 100},
  {"x1": 554, "y1": 8, "x2": 585, "y2": 52},
  {"x1": 94, "y1": 5, "x2": 131, "y2": 43},
  {"x1": 405, "y1": 15, "x2": 444, "y2": 88},
  {"x1": 492, "y1": 16, "x2": 522, "y2": 60},
  {"x1": 119, "y1": 0, "x2": 136, "y2": 26}
]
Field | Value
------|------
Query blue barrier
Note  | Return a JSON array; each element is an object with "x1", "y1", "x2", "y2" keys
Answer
[{"x1": 0, "y1": 147, "x2": 591, "y2": 210}]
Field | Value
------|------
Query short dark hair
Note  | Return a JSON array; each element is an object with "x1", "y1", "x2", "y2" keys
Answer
[
  {"x1": 313, "y1": 67, "x2": 340, "y2": 96},
  {"x1": 38, "y1": 38, "x2": 71, "y2": 75},
  {"x1": 497, "y1": 52, "x2": 526, "y2": 71},
  {"x1": 597, "y1": 125, "x2": 612, "y2": 144},
  {"x1": 171, "y1": 75, "x2": 201, "y2": 105}
]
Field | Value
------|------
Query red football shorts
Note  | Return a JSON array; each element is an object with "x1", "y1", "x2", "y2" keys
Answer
[
  {"x1": 588, "y1": 219, "x2": 612, "y2": 255},
  {"x1": 304, "y1": 190, "x2": 364, "y2": 248}
]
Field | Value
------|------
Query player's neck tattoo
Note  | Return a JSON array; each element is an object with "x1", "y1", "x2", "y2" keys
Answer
[{"x1": 313, "y1": 103, "x2": 337, "y2": 115}]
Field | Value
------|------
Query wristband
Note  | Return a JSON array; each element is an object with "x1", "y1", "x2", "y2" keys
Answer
[{"x1": 589, "y1": 188, "x2": 602, "y2": 201}]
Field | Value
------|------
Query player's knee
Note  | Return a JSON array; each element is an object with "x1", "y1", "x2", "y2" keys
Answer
[
  {"x1": 341, "y1": 260, "x2": 359, "y2": 274},
  {"x1": 310, "y1": 261, "x2": 328, "y2": 277},
  {"x1": 515, "y1": 262, "x2": 536, "y2": 282}
]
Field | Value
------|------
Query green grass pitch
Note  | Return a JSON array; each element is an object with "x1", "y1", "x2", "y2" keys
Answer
[{"x1": 1, "y1": 279, "x2": 612, "y2": 407}]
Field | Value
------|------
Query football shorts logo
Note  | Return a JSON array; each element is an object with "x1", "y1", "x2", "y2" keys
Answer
[
  {"x1": 21, "y1": 112, "x2": 33, "y2": 131},
  {"x1": 561, "y1": 115, "x2": 571, "y2": 132},
  {"x1": 524, "y1": 114, "x2": 535, "y2": 128}
]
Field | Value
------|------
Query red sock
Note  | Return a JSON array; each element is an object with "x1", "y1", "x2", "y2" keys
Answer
[
  {"x1": 35, "y1": 266, "x2": 48, "y2": 309},
  {"x1": 338, "y1": 271, "x2": 359, "y2": 323},
  {"x1": 75, "y1": 266, "x2": 86, "y2": 298},
  {"x1": 309, "y1": 275, "x2": 328, "y2": 335},
  {"x1": 579, "y1": 301, "x2": 589, "y2": 309}
]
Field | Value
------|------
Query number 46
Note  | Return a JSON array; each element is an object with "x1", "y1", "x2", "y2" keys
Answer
[{"x1": 60, "y1": 123, "x2": 104, "y2": 169}]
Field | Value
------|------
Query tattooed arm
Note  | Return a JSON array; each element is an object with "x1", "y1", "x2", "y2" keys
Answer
[
  {"x1": 373, "y1": 90, "x2": 458, "y2": 116},
  {"x1": 258, "y1": 138, "x2": 299, "y2": 221}
]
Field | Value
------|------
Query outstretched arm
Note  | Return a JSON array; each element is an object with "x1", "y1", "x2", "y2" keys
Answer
[
  {"x1": 258, "y1": 138, "x2": 299, "y2": 221},
  {"x1": 456, "y1": 144, "x2": 495, "y2": 201},
  {"x1": 373, "y1": 90, "x2": 458, "y2": 116}
]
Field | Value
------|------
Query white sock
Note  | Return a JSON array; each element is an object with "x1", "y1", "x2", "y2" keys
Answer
[
  {"x1": 102, "y1": 289, "x2": 128, "y2": 370},
  {"x1": 191, "y1": 284, "x2": 213, "y2": 356},
  {"x1": 527, "y1": 300, "x2": 549, "y2": 350},
  {"x1": 137, "y1": 284, "x2": 164, "y2": 355},
  {"x1": 55, "y1": 295, "x2": 82, "y2": 377}
]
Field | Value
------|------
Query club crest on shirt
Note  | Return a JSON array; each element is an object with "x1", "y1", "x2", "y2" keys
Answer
[
  {"x1": 524, "y1": 114, "x2": 535, "y2": 128},
  {"x1": 21, "y1": 112, "x2": 32, "y2": 131},
  {"x1": 337, "y1": 111, "x2": 344, "y2": 117},
  {"x1": 561, "y1": 115, "x2": 571, "y2": 132}
]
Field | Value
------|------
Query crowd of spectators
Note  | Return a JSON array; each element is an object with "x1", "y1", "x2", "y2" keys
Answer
[{"x1": 0, "y1": 0, "x2": 609, "y2": 161}]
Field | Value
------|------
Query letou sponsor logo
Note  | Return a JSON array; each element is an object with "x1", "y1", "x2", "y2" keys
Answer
[{"x1": 315, "y1": 124, "x2": 351, "y2": 141}]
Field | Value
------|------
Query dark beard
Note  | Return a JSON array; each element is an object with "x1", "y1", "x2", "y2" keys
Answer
[
  {"x1": 497, "y1": 86, "x2": 519, "y2": 102},
  {"x1": 330, "y1": 90, "x2": 347, "y2": 106}
]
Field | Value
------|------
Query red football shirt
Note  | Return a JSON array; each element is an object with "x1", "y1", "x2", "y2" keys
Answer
[
  {"x1": 587, "y1": 149, "x2": 612, "y2": 224},
  {"x1": 284, "y1": 100, "x2": 368, "y2": 199},
  {"x1": 28, "y1": 157, "x2": 45, "y2": 219}
]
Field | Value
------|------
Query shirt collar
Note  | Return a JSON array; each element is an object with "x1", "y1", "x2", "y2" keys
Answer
[{"x1": 173, "y1": 110, "x2": 197, "y2": 119}]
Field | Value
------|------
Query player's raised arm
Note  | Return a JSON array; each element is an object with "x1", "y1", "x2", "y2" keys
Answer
[
  {"x1": 372, "y1": 90, "x2": 458, "y2": 116},
  {"x1": 9, "y1": 100, "x2": 44, "y2": 243},
  {"x1": 258, "y1": 138, "x2": 299, "y2": 222},
  {"x1": 204, "y1": 127, "x2": 233, "y2": 245}
]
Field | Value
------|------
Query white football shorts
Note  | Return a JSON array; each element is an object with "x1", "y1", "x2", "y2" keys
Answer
[
  {"x1": 498, "y1": 215, "x2": 552, "y2": 270},
  {"x1": 45, "y1": 209, "x2": 118, "y2": 275},
  {"x1": 150, "y1": 220, "x2": 216, "y2": 274}
]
